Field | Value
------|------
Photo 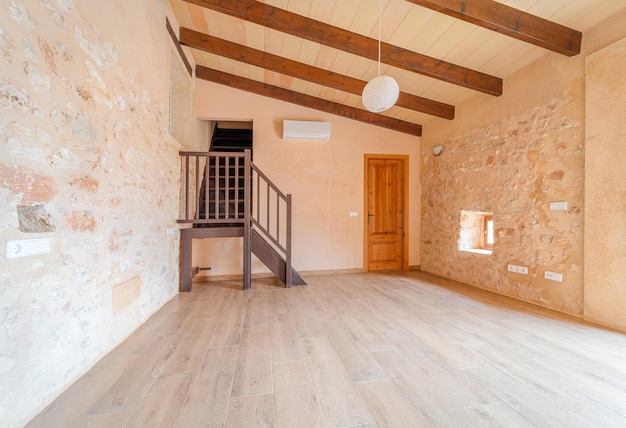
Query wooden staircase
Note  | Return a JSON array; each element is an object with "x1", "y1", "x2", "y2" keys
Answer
[
  {"x1": 177, "y1": 124, "x2": 306, "y2": 291},
  {"x1": 197, "y1": 126, "x2": 250, "y2": 225},
  {"x1": 251, "y1": 228, "x2": 306, "y2": 286}
]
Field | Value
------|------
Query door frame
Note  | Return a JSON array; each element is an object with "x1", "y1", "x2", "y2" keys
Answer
[{"x1": 363, "y1": 154, "x2": 409, "y2": 272}]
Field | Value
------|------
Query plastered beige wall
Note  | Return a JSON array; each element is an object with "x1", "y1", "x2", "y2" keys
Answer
[
  {"x1": 0, "y1": 1, "x2": 194, "y2": 425},
  {"x1": 584, "y1": 36, "x2": 626, "y2": 331},
  {"x1": 192, "y1": 81, "x2": 421, "y2": 276},
  {"x1": 421, "y1": 7, "x2": 626, "y2": 329}
]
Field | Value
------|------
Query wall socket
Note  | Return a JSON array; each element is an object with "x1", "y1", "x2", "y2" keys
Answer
[
  {"x1": 549, "y1": 201, "x2": 568, "y2": 211},
  {"x1": 508, "y1": 264, "x2": 528, "y2": 274},
  {"x1": 6, "y1": 238, "x2": 51, "y2": 259},
  {"x1": 544, "y1": 271, "x2": 563, "y2": 282}
]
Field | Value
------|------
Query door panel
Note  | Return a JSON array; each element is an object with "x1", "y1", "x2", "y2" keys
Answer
[{"x1": 366, "y1": 158, "x2": 405, "y2": 270}]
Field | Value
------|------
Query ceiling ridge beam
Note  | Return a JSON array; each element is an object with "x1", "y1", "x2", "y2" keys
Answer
[
  {"x1": 184, "y1": 0, "x2": 502, "y2": 96},
  {"x1": 406, "y1": 0, "x2": 581, "y2": 56},
  {"x1": 180, "y1": 27, "x2": 454, "y2": 120},
  {"x1": 196, "y1": 65, "x2": 422, "y2": 136}
]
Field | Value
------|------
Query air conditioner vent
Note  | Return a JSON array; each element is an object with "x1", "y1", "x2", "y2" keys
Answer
[{"x1": 282, "y1": 120, "x2": 331, "y2": 141}]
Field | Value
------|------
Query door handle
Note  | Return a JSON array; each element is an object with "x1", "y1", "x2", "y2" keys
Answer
[{"x1": 368, "y1": 212, "x2": 374, "y2": 225}]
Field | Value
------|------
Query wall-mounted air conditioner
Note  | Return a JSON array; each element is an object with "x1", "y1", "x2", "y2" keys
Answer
[{"x1": 282, "y1": 120, "x2": 331, "y2": 141}]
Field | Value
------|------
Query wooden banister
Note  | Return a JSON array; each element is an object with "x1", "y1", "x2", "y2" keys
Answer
[{"x1": 178, "y1": 149, "x2": 296, "y2": 288}]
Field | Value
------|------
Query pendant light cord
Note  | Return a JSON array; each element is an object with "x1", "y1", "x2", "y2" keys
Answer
[{"x1": 377, "y1": 0, "x2": 381, "y2": 77}]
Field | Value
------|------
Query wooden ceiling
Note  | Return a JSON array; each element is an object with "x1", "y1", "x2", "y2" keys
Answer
[{"x1": 169, "y1": 0, "x2": 624, "y2": 136}]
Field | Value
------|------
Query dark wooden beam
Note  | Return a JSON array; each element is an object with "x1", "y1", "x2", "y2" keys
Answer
[
  {"x1": 184, "y1": 0, "x2": 502, "y2": 96},
  {"x1": 180, "y1": 27, "x2": 454, "y2": 120},
  {"x1": 406, "y1": 0, "x2": 581, "y2": 56},
  {"x1": 196, "y1": 66, "x2": 422, "y2": 136},
  {"x1": 165, "y1": 18, "x2": 192, "y2": 76}
]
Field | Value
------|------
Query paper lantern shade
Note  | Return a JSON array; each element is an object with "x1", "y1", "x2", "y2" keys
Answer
[{"x1": 361, "y1": 75, "x2": 400, "y2": 113}]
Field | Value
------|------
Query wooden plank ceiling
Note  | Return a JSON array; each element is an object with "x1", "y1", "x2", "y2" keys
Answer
[{"x1": 169, "y1": 0, "x2": 625, "y2": 136}]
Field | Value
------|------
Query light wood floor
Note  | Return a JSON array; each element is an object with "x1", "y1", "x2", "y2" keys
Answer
[{"x1": 28, "y1": 271, "x2": 626, "y2": 427}]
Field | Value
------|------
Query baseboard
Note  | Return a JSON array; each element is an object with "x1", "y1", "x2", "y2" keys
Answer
[{"x1": 193, "y1": 267, "x2": 365, "y2": 282}]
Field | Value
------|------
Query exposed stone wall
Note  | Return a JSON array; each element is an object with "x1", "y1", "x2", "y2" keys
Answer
[
  {"x1": 421, "y1": 7, "x2": 626, "y2": 327},
  {"x1": 421, "y1": 94, "x2": 584, "y2": 315},
  {"x1": 0, "y1": 1, "x2": 187, "y2": 425}
]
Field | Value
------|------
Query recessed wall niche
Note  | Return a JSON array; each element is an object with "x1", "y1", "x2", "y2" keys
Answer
[{"x1": 458, "y1": 210, "x2": 493, "y2": 255}]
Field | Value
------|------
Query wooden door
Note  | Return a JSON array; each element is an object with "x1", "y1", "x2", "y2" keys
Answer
[{"x1": 365, "y1": 156, "x2": 407, "y2": 270}]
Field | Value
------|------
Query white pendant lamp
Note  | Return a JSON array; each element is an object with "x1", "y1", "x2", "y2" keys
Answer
[{"x1": 362, "y1": 0, "x2": 399, "y2": 113}]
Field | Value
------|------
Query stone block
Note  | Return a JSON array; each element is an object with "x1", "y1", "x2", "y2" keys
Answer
[{"x1": 17, "y1": 204, "x2": 55, "y2": 232}]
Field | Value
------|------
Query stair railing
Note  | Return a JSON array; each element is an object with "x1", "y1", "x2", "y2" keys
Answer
[
  {"x1": 178, "y1": 151, "x2": 249, "y2": 225},
  {"x1": 178, "y1": 149, "x2": 293, "y2": 287},
  {"x1": 250, "y1": 162, "x2": 293, "y2": 287}
]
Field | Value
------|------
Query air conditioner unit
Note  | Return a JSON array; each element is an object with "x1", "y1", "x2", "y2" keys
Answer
[{"x1": 282, "y1": 120, "x2": 331, "y2": 141}]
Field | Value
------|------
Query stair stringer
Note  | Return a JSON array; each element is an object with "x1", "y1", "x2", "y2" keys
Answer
[{"x1": 250, "y1": 229, "x2": 307, "y2": 286}]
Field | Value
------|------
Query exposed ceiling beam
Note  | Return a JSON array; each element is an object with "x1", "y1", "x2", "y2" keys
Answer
[
  {"x1": 196, "y1": 66, "x2": 422, "y2": 136},
  {"x1": 166, "y1": 18, "x2": 192, "y2": 76},
  {"x1": 406, "y1": 0, "x2": 581, "y2": 56},
  {"x1": 184, "y1": 0, "x2": 503, "y2": 96},
  {"x1": 181, "y1": 27, "x2": 454, "y2": 120}
]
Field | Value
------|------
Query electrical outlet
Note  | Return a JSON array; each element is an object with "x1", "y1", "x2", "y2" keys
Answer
[
  {"x1": 544, "y1": 271, "x2": 563, "y2": 282},
  {"x1": 549, "y1": 201, "x2": 568, "y2": 211},
  {"x1": 507, "y1": 264, "x2": 528, "y2": 274},
  {"x1": 6, "y1": 238, "x2": 50, "y2": 259}
]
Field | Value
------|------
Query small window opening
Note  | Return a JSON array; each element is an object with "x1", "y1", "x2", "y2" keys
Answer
[
  {"x1": 458, "y1": 210, "x2": 494, "y2": 255},
  {"x1": 482, "y1": 215, "x2": 494, "y2": 249}
]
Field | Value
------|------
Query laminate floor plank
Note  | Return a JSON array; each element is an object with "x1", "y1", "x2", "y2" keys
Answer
[
  {"x1": 158, "y1": 292, "x2": 195, "y2": 313},
  {"x1": 373, "y1": 349, "x2": 497, "y2": 427},
  {"x1": 504, "y1": 317, "x2": 626, "y2": 374},
  {"x1": 436, "y1": 308, "x2": 519, "y2": 340},
  {"x1": 231, "y1": 324, "x2": 273, "y2": 397},
  {"x1": 463, "y1": 340, "x2": 626, "y2": 426},
  {"x1": 357, "y1": 380, "x2": 431, "y2": 428},
  {"x1": 244, "y1": 295, "x2": 270, "y2": 330},
  {"x1": 268, "y1": 289, "x2": 291, "y2": 314},
  {"x1": 302, "y1": 336, "x2": 375, "y2": 428},
  {"x1": 464, "y1": 365, "x2": 591, "y2": 427},
  {"x1": 209, "y1": 304, "x2": 246, "y2": 347},
  {"x1": 511, "y1": 332, "x2": 626, "y2": 389},
  {"x1": 322, "y1": 320, "x2": 389, "y2": 382},
  {"x1": 268, "y1": 312, "x2": 304, "y2": 363},
  {"x1": 160, "y1": 317, "x2": 218, "y2": 375},
  {"x1": 225, "y1": 394, "x2": 275, "y2": 428},
  {"x1": 187, "y1": 282, "x2": 219, "y2": 302},
  {"x1": 87, "y1": 353, "x2": 162, "y2": 414},
  {"x1": 272, "y1": 360, "x2": 326, "y2": 428},
  {"x1": 290, "y1": 300, "x2": 326, "y2": 339},
  {"x1": 309, "y1": 293, "x2": 343, "y2": 321},
  {"x1": 524, "y1": 356, "x2": 626, "y2": 419},
  {"x1": 26, "y1": 353, "x2": 139, "y2": 428},
  {"x1": 349, "y1": 296, "x2": 404, "y2": 331},
  {"x1": 197, "y1": 286, "x2": 235, "y2": 317},
  {"x1": 462, "y1": 402, "x2": 535, "y2": 428},
  {"x1": 27, "y1": 272, "x2": 626, "y2": 428},
  {"x1": 339, "y1": 314, "x2": 395, "y2": 353},
  {"x1": 392, "y1": 316, "x2": 489, "y2": 370},
  {"x1": 124, "y1": 372, "x2": 192, "y2": 427},
  {"x1": 174, "y1": 345, "x2": 239, "y2": 428},
  {"x1": 77, "y1": 410, "x2": 134, "y2": 428}
]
